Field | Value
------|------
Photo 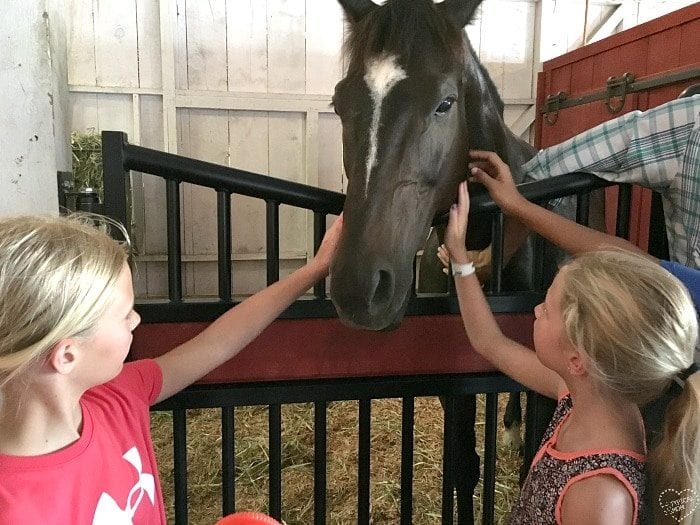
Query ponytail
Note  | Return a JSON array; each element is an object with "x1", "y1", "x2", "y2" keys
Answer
[{"x1": 648, "y1": 373, "x2": 700, "y2": 524}]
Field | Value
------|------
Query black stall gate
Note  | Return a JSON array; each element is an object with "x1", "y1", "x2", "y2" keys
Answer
[{"x1": 101, "y1": 130, "x2": 629, "y2": 525}]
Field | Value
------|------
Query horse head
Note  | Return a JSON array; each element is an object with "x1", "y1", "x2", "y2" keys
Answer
[{"x1": 330, "y1": 0, "x2": 534, "y2": 330}]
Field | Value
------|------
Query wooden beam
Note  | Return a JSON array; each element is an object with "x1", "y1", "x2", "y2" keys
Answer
[
  {"x1": 588, "y1": 4, "x2": 624, "y2": 44},
  {"x1": 510, "y1": 105, "x2": 537, "y2": 137},
  {"x1": 305, "y1": 111, "x2": 320, "y2": 263},
  {"x1": 159, "y1": 0, "x2": 177, "y2": 153}
]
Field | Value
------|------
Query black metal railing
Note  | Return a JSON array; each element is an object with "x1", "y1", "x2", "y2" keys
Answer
[
  {"x1": 101, "y1": 131, "x2": 629, "y2": 525},
  {"x1": 102, "y1": 130, "x2": 616, "y2": 320}
]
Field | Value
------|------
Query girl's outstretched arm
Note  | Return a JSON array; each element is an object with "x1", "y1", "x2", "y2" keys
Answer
[
  {"x1": 468, "y1": 150, "x2": 654, "y2": 260},
  {"x1": 153, "y1": 216, "x2": 343, "y2": 403},
  {"x1": 445, "y1": 182, "x2": 564, "y2": 399}
]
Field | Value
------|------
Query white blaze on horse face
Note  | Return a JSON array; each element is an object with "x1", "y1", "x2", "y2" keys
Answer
[{"x1": 363, "y1": 53, "x2": 407, "y2": 198}]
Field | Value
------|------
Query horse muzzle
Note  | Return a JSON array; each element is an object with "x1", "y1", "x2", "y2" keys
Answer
[{"x1": 329, "y1": 259, "x2": 413, "y2": 331}]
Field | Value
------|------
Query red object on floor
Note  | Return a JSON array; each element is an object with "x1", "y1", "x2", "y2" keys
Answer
[{"x1": 215, "y1": 511, "x2": 282, "y2": 525}]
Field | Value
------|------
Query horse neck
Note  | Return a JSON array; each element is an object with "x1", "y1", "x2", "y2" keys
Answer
[{"x1": 463, "y1": 49, "x2": 536, "y2": 181}]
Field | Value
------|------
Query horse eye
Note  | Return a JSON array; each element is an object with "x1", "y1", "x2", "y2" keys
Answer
[{"x1": 435, "y1": 95, "x2": 456, "y2": 115}]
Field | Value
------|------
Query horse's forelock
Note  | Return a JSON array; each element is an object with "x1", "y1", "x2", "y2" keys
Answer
[{"x1": 344, "y1": 0, "x2": 465, "y2": 74}]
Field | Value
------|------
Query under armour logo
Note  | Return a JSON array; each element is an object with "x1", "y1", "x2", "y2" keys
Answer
[{"x1": 92, "y1": 447, "x2": 156, "y2": 524}]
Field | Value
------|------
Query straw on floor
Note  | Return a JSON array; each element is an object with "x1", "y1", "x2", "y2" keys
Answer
[{"x1": 151, "y1": 393, "x2": 523, "y2": 524}]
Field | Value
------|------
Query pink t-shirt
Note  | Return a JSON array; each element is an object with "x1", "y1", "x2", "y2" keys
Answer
[{"x1": 0, "y1": 360, "x2": 165, "y2": 525}]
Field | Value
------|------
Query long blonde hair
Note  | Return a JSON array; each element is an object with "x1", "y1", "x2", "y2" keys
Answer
[
  {"x1": 0, "y1": 214, "x2": 129, "y2": 389},
  {"x1": 560, "y1": 250, "x2": 699, "y2": 524}
]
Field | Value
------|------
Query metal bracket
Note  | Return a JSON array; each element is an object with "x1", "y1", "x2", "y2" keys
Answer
[
  {"x1": 539, "y1": 68, "x2": 699, "y2": 125},
  {"x1": 604, "y1": 72, "x2": 635, "y2": 114},
  {"x1": 541, "y1": 91, "x2": 567, "y2": 125}
]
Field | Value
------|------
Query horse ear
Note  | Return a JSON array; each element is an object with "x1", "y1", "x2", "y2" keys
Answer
[
  {"x1": 338, "y1": 0, "x2": 377, "y2": 23},
  {"x1": 436, "y1": 0, "x2": 482, "y2": 29}
]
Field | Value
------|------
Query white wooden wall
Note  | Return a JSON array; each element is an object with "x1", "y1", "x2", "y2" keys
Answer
[
  {"x1": 66, "y1": 0, "x2": 693, "y2": 298},
  {"x1": 539, "y1": 0, "x2": 697, "y2": 60}
]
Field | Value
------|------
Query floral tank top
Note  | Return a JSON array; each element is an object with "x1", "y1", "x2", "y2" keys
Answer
[{"x1": 508, "y1": 394, "x2": 646, "y2": 524}]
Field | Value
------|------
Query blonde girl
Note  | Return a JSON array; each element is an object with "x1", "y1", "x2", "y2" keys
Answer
[
  {"x1": 441, "y1": 180, "x2": 698, "y2": 524},
  {"x1": 0, "y1": 213, "x2": 341, "y2": 524}
]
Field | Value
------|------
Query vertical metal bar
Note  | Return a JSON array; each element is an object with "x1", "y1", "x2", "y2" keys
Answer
[
  {"x1": 441, "y1": 397, "x2": 455, "y2": 525},
  {"x1": 575, "y1": 192, "x2": 590, "y2": 226},
  {"x1": 314, "y1": 401, "x2": 327, "y2": 525},
  {"x1": 447, "y1": 256, "x2": 455, "y2": 296},
  {"x1": 400, "y1": 397, "x2": 415, "y2": 525},
  {"x1": 266, "y1": 200, "x2": 280, "y2": 285},
  {"x1": 647, "y1": 191, "x2": 669, "y2": 259},
  {"x1": 166, "y1": 179, "x2": 183, "y2": 302},
  {"x1": 269, "y1": 404, "x2": 282, "y2": 520},
  {"x1": 482, "y1": 394, "x2": 498, "y2": 525},
  {"x1": 532, "y1": 234, "x2": 545, "y2": 293},
  {"x1": 222, "y1": 406, "x2": 235, "y2": 516},
  {"x1": 532, "y1": 199, "x2": 550, "y2": 292},
  {"x1": 615, "y1": 183, "x2": 632, "y2": 238},
  {"x1": 101, "y1": 131, "x2": 129, "y2": 229},
  {"x1": 489, "y1": 213, "x2": 504, "y2": 294},
  {"x1": 358, "y1": 399, "x2": 372, "y2": 524},
  {"x1": 313, "y1": 213, "x2": 327, "y2": 299},
  {"x1": 454, "y1": 396, "x2": 479, "y2": 523},
  {"x1": 217, "y1": 190, "x2": 232, "y2": 302},
  {"x1": 173, "y1": 409, "x2": 188, "y2": 525},
  {"x1": 412, "y1": 254, "x2": 418, "y2": 297}
]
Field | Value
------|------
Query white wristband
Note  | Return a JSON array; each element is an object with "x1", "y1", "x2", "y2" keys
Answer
[{"x1": 451, "y1": 261, "x2": 475, "y2": 277}]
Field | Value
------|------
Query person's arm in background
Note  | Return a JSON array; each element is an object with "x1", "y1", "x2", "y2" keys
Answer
[
  {"x1": 468, "y1": 150, "x2": 655, "y2": 261},
  {"x1": 523, "y1": 95, "x2": 699, "y2": 188},
  {"x1": 517, "y1": 95, "x2": 700, "y2": 269}
]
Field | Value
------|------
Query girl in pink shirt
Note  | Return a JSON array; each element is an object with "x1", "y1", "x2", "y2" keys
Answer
[{"x1": 0, "y1": 213, "x2": 341, "y2": 524}]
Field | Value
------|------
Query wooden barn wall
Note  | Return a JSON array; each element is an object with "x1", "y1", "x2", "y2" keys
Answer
[{"x1": 67, "y1": 0, "x2": 692, "y2": 299}]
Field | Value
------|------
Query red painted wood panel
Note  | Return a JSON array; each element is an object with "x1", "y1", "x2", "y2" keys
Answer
[
  {"x1": 535, "y1": 3, "x2": 700, "y2": 250},
  {"x1": 647, "y1": 26, "x2": 682, "y2": 74},
  {"x1": 680, "y1": 17, "x2": 700, "y2": 65},
  {"x1": 130, "y1": 314, "x2": 535, "y2": 383}
]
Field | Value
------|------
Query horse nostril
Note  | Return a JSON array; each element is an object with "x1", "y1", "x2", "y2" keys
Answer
[{"x1": 369, "y1": 268, "x2": 394, "y2": 312}]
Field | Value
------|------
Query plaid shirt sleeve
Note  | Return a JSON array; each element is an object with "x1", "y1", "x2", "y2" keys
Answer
[{"x1": 523, "y1": 95, "x2": 700, "y2": 268}]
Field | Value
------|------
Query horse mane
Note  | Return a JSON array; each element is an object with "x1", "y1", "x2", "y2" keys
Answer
[
  {"x1": 467, "y1": 44, "x2": 505, "y2": 116},
  {"x1": 344, "y1": 0, "x2": 466, "y2": 74}
]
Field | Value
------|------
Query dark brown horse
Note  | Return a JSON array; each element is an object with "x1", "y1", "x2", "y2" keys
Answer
[
  {"x1": 329, "y1": 2, "x2": 551, "y2": 518},
  {"x1": 330, "y1": 0, "x2": 537, "y2": 331}
]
